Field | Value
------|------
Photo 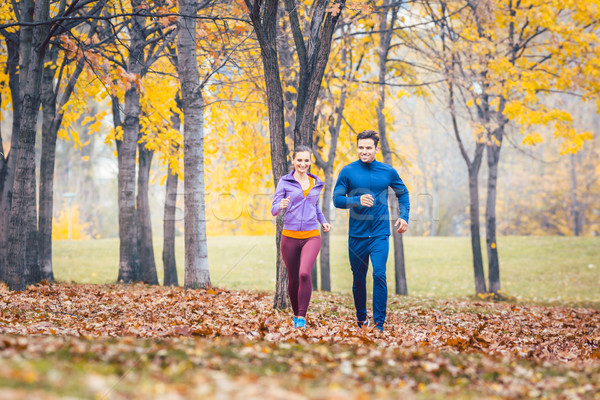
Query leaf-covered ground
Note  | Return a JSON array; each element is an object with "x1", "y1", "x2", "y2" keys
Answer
[{"x1": 1, "y1": 282, "x2": 599, "y2": 399}]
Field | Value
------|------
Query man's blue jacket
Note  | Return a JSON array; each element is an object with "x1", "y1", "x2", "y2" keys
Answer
[{"x1": 333, "y1": 159, "x2": 410, "y2": 238}]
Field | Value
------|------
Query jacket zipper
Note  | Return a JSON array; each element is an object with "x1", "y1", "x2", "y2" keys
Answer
[
  {"x1": 298, "y1": 180, "x2": 305, "y2": 231},
  {"x1": 288, "y1": 176, "x2": 322, "y2": 231},
  {"x1": 300, "y1": 180, "x2": 321, "y2": 231},
  {"x1": 368, "y1": 163, "x2": 372, "y2": 237}
]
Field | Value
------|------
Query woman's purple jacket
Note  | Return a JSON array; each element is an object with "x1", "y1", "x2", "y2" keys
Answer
[{"x1": 271, "y1": 171, "x2": 328, "y2": 231}]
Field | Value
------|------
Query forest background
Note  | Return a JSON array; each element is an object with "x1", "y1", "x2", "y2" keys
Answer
[
  {"x1": 3, "y1": 3, "x2": 598, "y2": 240},
  {"x1": 1, "y1": 0, "x2": 599, "y2": 293},
  {"x1": 1, "y1": 2, "x2": 600, "y2": 397}
]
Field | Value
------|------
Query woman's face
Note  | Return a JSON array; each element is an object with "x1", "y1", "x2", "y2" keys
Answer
[{"x1": 292, "y1": 151, "x2": 311, "y2": 174}]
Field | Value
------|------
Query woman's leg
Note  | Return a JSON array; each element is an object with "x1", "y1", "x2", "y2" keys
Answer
[
  {"x1": 296, "y1": 236, "x2": 321, "y2": 317},
  {"x1": 280, "y1": 236, "x2": 302, "y2": 316}
]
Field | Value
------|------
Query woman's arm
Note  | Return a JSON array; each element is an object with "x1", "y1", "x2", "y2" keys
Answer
[
  {"x1": 316, "y1": 200, "x2": 328, "y2": 225},
  {"x1": 271, "y1": 179, "x2": 286, "y2": 216}
]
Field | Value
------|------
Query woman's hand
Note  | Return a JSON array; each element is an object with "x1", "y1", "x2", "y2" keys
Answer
[
  {"x1": 322, "y1": 223, "x2": 331, "y2": 232},
  {"x1": 280, "y1": 197, "x2": 291, "y2": 209}
]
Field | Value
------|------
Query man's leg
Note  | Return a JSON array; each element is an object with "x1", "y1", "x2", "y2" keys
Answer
[
  {"x1": 348, "y1": 237, "x2": 370, "y2": 324},
  {"x1": 370, "y1": 236, "x2": 389, "y2": 331}
]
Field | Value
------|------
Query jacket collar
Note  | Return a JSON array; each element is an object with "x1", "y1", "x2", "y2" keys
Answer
[
  {"x1": 282, "y1": 170, "x2": 324, "y2": 186},
  {"x1": 358, "y1": 159, "x2": 377, "y2": 168}
]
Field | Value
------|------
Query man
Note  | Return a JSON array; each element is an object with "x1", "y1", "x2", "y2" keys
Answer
[{"x1": 333, "y1": 130, "x2": 410, "y2": 331}]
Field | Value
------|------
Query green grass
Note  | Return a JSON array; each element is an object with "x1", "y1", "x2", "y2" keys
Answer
[{"x1": 52, "y1": 235, "x2": 600, "y2": 306}]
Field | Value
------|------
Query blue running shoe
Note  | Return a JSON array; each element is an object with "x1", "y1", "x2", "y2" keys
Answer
[
  {"x1": 293, "y1": 317, "x2": 299, "y2": 328},
  {"x1": 296, "y1": 317, "x2": 306, "y2": 329},
  {"x1": 358, "y1": 319, "x2": 370, "y2": 328}
]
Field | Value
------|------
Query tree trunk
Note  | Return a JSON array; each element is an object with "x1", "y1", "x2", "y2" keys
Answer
[
  {"x1": 117, "y1": 0, "x2": 146, "y2": 283},
  {"x1": 273, "y1": 215, "x2": 289, "y2": 308},
  {"x1": 569, "y1": 153, "x2": 580, "y2": 236},
  {"x1": 246, "y1": 0, "x2": 290, "y2": 309},
  {"x1": 447, "y1": 76, "x2": 487, "y2": 295},
  {"x1": 376, "y1": 3, "x2": 406, "y2": 295},
  {"x1": 285, "y1": 1, "x2": 345, "y2": 148},
  {"x1": 162, "y1": 105, "x2": 181, "y2": 287},
  {"x1": 468, "y1": 165, "x2": 487, "y2": 294},
  {"x1": 35, "y1": 0, "x2": 81, "y2": 283},
  {"x1": 311, "y1": 260, "x2": 318, "y2": 290},
  {"x1": 0, "y1": 34, "x2": 20, "y2": 283},
  {"x1": 314, "y1": 36, "x2": 349, "y2": 291},
  {"x1": 162, "y1": 165, "x2": 179, "y2": 286},
  {"x1": 247, "y1": 0, "x2": 345, "y2": 307},
  {"x1": 38, "y1": 49, "x2": 59, "y2": 282},
  {"x1": 319, "y1": 173, "x2": 333, "y2": 291},
  {"x1": 485, "y1": 128, "x2": 503, "y2": 294},
  {"x1": 378, "y1": 133, "x2": 407, "y2": 295},
  {"x1": 178, "y1": 0, "x2": 210, "y2": 289},
  {"x1": 5, "y1": 0, "x2": 50, "y2": 290},
  {"x1": 137, "y1": 144, "x2": 158, "y2": 284},
  {"x1": 391, "y1": 213, "x2": 407, "y2": 295},
  {"x1": 276, "y1": 7, "x2": 297, "y2": 145},
  {"x1": 379, "y1": 147, "x2": 407, "y2": 295}
]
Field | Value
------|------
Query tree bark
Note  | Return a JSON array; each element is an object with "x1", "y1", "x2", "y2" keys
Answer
[
  {"x1": 311, "y1": 260, "x2": 318, "y2": 290},
  {"x1": 319, "y1": 177, "x2": 332, "y2": 291},
  {"x1": 137, "y1": 144, "x2": 158, "y2": 284},
  {"x1": 5, "y1": 0, "x2": 50, "y2": 290},
  {"x1": 284, "y1": 0, "x2": 346, "y2": 147},
  {"x1": 375, "y1": 1, "x2": 407, "y2": 295},
  {"x1": 178, "y1": 0, "x2": 210, "y2": 289},
  {"x1": 273, "y1": 215, "x2": 289, "y2": 308},
  {"x1": 313, "y1": 26, "x2": 353, "y2": 292},
  {"x1": 0, "y1": 34, "x2": 20, "y2": 283},
  {"x1": 485, "y1": 127, "x2": 503, "y2": 294},
  {"x1": 448, "y1": 79, "x2": 487, "y2": 294},
  {"x1": 569, "y1": 153, "x2": 580, "y2": 236},
  {"x1": 38, "y1": 48, "x2": 59, "y2": 282},
  {"x1": 247, "y1": 0, "x2": 346, "y2": 307},
  {"x1": 162, "y1": 165, "x2": 179, "y2": 286},
  {"x1": 245, "y1": 0, "x2": 290, "y2": 309},
  {"x1": 468, "y1": 164, "x2": 486, "y2": 294},
  {"x1": 37, "y1": 16, "x2": 93, "y2": 280},
  {"x1": 117, "y1": 0, "x2": 146, "y2": 283},
  {"x1": 162, "y1": 104, "x2": 181, "y2": 287}
]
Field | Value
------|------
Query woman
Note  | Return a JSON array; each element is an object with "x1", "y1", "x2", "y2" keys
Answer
[{"x1": 271, "y1": 146, "x2": 331, "y2": 329}]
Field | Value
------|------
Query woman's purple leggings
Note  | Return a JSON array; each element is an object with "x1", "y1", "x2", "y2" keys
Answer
[{"x1": 280, "y1": 235, "x2": 321, "y2": 317}]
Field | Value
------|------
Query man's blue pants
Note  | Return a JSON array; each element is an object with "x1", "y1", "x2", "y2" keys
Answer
[{"x1": 348, "y1": 236, "x2": 389, "y2": 330}]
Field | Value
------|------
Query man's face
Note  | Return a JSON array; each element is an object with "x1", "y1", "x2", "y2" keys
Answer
[{"x1": 357, "y1": 138, "x2": 378, "y2": 163}]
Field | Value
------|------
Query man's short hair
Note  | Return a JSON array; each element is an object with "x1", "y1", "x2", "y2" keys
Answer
[{"x1": 357, "y1": 130, "x2": 379, "y2": 147}]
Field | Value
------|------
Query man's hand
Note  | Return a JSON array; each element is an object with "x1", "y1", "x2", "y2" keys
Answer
[
  {"x1": 394, "y1": 218, "x2": 408, "y2": 234},
  {"x1": 360, "y1": 194, "x2": 374, "y2": 207},
  {"x1": 322, "y1": 223, "x2": 331, "y2": 232}
]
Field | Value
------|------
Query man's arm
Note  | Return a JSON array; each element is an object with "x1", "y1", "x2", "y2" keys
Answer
[
  {"x1": 332, "y1": 170, "x2": 361, "y2": 209},
  {"x1": 390, "y1": 169, "x2": 410, "y2": 223}
]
